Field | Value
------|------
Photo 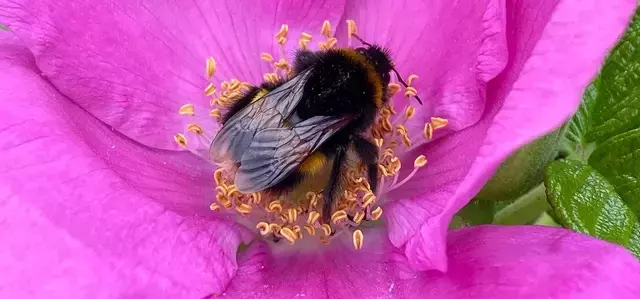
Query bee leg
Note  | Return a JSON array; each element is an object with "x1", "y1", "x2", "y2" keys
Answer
[
  {"x1": 322, "y1": 146, "x2": 347, "y2": 223},
  {"x1": 351, "y1": 136, "x2": 379, "y2": 194}
]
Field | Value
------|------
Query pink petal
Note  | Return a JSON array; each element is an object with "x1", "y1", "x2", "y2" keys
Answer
[
  {"x1": 0, "y1": 34, "x2": 252, "y2": 298},
  {"x1": 336, "y1": 0, "x2": 508, "y2": 138},
  {"x1": 223, "y1": 226, "x2": 640, "y2": 298},
  {"x1": 383, "y1": 0, "x2": 636, "y2": 271},
  {"x1": 0, "y1": 0, "x2": 345, "y2": 150}
]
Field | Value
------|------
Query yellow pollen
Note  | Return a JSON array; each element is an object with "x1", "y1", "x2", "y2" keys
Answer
[
  {"x1": 352, "y1": 229, "x2": 364, "y2": 250},
  {"x1": 307, "y1": 211, "x2": 321, "y2": 225},
  {"x1": 371, "y1": 206, "x2": 383, "y2": 221},
  {"x1": 209, "y1": 109, "x2": 222, "y2": 119},
  {"x1": 204, "y1": 83, "x2": 217, "y2": 96},
  {"x1": 287, "y1": 208, "x2": 298, "y2": 223},
  {"x1": 264, "y1": 73, "x2": 279, "y2": 84},
  {"x1": 346, "y1": 19, "x2": 358, "y2": 37},
  {"x1": 274, "y1": 58, "x2": 291, "y2": 70},
  {"x1": 275, "y1": 24, "x2": 289, "y2": 40},
  {"x1": 209, "y1": 203, "x2": 221, "y2": 212},
  {"x1": 321, "y1": 20, "x2": 332, "y2": 37},
  {"x1": 388, "y1": 83, "x2": 401, "y2": 96},
  {"x1": 173, "y1": 133, "x2": 187, "y2": 147},
  {"x1": 256, "y1": 222, "x2": 270, "y2": 235},
  {"x1": 407, "y1": 74, "x2": 419, "y2": 86},
  {"x1": 321, "y1": 224, "x2": 332, "y2": 236},
  {"x1": 404, "y1": 106, "x2": 415, "y2": 120},
  {"x1": 331, "y1": 210, "x2": 348, "y2": 224},
  {"x1": 362, "y1": 193, "x2": 376, "y2": 209},
  {"x1": 260, "y1": 52, "x2": 274, "y2": 62},
  {"x1": 425, "y1": 123, "x2": 434, "y2": 140},
  {"x1": 414, "y1": 155, "x2": 428, "y2": 168},
  {"x1": 431, "y1": 117, "x2": 449, "y2": 130},
  {"x1": 374, "y1": 138, "x2": 384, "y2": 147},
  {"x1": 280, "y1": 227, "x2": 297, "y2": 245},
  {"x1": 404, "y1": 86, "x2": 417, "y2": 98},
  {"x1": 353, "y1": 211, "x2": 365, "y2": 225},
  {"x1": 236, "y1": 202, "x2": 252, "y2": 215},
  {"x1": 304, "y1": 224, "x2": 316, "y2": 236},
  {"x1": 178, "y1": 104, "x2": 195, "y2": 116},
  {"x1": 186, "y1": 123, "x2": 204, "y2": 135},
  {"x1": 206, "y1": 57, "x2": 216, "y2": 78},
  {"x1": 268, "y1": 200, "x2": 283, "y2": 213}
]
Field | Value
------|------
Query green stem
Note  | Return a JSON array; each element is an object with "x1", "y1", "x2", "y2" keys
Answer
[{"x1": 493, "y1": 184, "x2": 550, "y2": 225}]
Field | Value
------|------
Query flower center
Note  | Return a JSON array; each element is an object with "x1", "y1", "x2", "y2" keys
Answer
[{"x1": 173, "y1": 20, "x2": 448, "y2": 250}]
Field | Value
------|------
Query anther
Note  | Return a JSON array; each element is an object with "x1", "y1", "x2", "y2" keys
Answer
[
  {"x1": 235, "y1": 203, "x2": 252, "y2": 215},
  {"x1": 269, "y1": 223, "x2": 282, "y2": 235},
  {"x1": 178, "y1": 104, "x2": 195, "y2": 116},
  {"x1": 371, "y1": 206, "x2": 383, "y2": 220},
  {"x1": 280, "y1": 227, "x2": 297, "y2": 244},
  {"x1": 209, "y1": 109, "x2": 221, "y2": 119},
  {"x1": 325, "y1": 37, "x2": 338, "y2": 49},
  {"x1": 204, "y1": 83, "x2": 217, "y2": 96},
  {"x1": 404, "y1": 106, "x2": 415, "y2": 120},
  {"x1": 431, "y1": 117, "x2": 449, "y2": 130},
  {"x1": 173, "y1": 133, "x2": 187, "y2": 147},
  {"x1": 186, "y1": 123, "x2": 204, "y2": 135},
  {"x1": 307, "y1": 211, "x2": 320, "y2": 225},
  {"x1": 374, "y1": 138, "x2": 384, "y2": 147},
  {"x1": 424, "y1": 123, "x2": 434, "y2": 140},
  {"x1": 321, "y1": 224, "x2": 332, "y2": 236},
  {"x1": 251, "y1": 192, "x2": 262, "y2": 204},
  {"x1": 275, "y1": 24, "x2": 289, "y2": 40},
  {"x1": 352, "y1": 229, "x2": 364, "y2": 250},
  {"x1": 331, "y1": 210, "x2": 348, "y2": 224},
  {"x1": 362, "y1": 193, "x2": 375, "y2": 208},
  {"x1": 206, "y1": 57, "x2": 216, "y2": 78},
  {"x1": 256, "y1": 222, "x2": 270, "y2": 236},
  {"x1": 414, "y1": 155, "x2": 427, "y2": 168},
  {"x1": 304, "y1": 224, "x2": 316, "y2": 236},
  {"x1": 388, "y1": 83, "x2": 401, "y2": 96},
  {"x1": 299, "y1": 32, "x2": 312, "y2": 50},
  {"x1": 404, "y1": 87, "x2": 417, "y2": 98},
  {"x1": 214, "y1": 169, "x2": 225, "y2": 185},
  {"x1": 274, "y1": 58, "x2": 291, "y2": 70},
  {"x1": 407, "y1": 74, "x2": 419, "y2": 86},
  {"x1": 268, "y1": 200, "x2": 283, "y2": 213},
  {"x1": 346, "y1": 20, "x2": 358, "y2": 37},
  {"x1": 292, "y1": 225, "x2": 302, "y2": 239},
  {"x1": 353, "y1": 211, "x2": 365, "y2": 225},
  {"x1": 402, "y1": 135, "x2": 412, "y2": 147},
  {"x1": 321, "y1": 20, "x2": 332, "y2": 38},
  {"x1": 260, "y1": 53, "x2": 274, "y2": 62},
  {"x1": 287, "y1": 208, "x2": 298, "y2": 223},
  {"x1": 209, "y1": 203, "x2": 221, "y2": 212},
  {"x1": 264, "y1": 73, "x2": 279, "y2": 84}
]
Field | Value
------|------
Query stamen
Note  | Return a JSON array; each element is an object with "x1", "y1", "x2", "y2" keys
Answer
[
  {"x1": 346, "y1": 20, "x2": 358, "y2": 37},
  {"x1": 374, "y1": 138, "x2": 384, "y2": 147},
  {"x1": 275, "y1": 24, "x2": 289, "y2": 40},
  {"x1": 414, "y1": 155, "x2": 428, "y2": 168},
  {"x1": 279, "y1": 227, "x2": 297, "y2": 244},
  {"x1": 404, "y1": 86, "x2": 417, "y2": 98},
  {"x1": 173, "y1": 133, "x2": 187, "y2": 147},
  {"x1": 352, "y1": 229, "x2": 364, "y2": 250},
  {"x1": 260, "y1": 53, "x2": 274, "y2": 62},
  {"x1": 299, "y1": 32, "x2": 312, "y2": 50},
  {"x1": 206, "y1": 57, "x2": 216, "y2": 78},
  {"x1": 404, "y1": 106, "x2": 415, "y2": 120},
  {"x1": 187, "y1": 123, "x2": 204, "y2": 135},
  {"x1": 209, "y1": 109, "x2": 221, "y2": 119},
  {"x1": 431, "y1": 117, "x2": 449, "y2": 130},
  {"x1": 325, "y1": 37, "x2": 338, "y2": 49},
  {"x1": 406, "y1": 74, "x2": 419, "y2": 86},
  {"x1": 293, "y1": 225, "x2": 302, "y2": 239},
  {"x1": 268, "y1": 200, "x2": 283, "y2": 213},
  {"x1": 264, "y1": 73, "x2": 279, "y2": 84},
  {"x1": 331, "y1": 210, "x2": 348, "y2": 224},
  {"x1": 424, "y1": 123, "x2": 434, "y2": 140},
  {"x1": 178, "y1": 104, "x2": 195, "y2": 116},
  {"x1": 209, "y1": 203, "x2": 221, "y2": 212},
  {"x1": 361, "y1": 193, "x2": 375, "y2": 208},
  {"x1": 214, "y1": 169, "x2": 225, "y2": 185},
  {"x1": 353, "y1": 211, "x2": 365, "y2": 225},
  {"x1": 256, "y1": 222, "x2": 270, "y2": 236},
  {"x1": 304, "y1": 224, "x2": 316, "y2": 236},
  {"x1": 392, "y1": 155, "x2": 427, "y2": 190},
  {"x1": 236, "y1": 202, "x2": 253, "y2": 215},
  {"x1": 269, "y1": 223, "x2": 282, "y2": 235},
  {"x1": 204, "y1": 83, "x2": 217, "y2": 96},
  {"x1": 321, "y1": 224, "x2": 332, "y2": 236},
  {"x1": 307, "y1": 211, "x2": 320, "y2": 225},
  {"x1": 321, "y1": 20, "x2": 332, "y2": 38},
  {"x1": 287, "y1": 208, "x2": 298, "y2": 223},
  {"x1": 371, "y1": 206, "x2": 383, "y2": 220},
  {"x1": 388, "y1": 83, "x2": 401, "y2": 97}
]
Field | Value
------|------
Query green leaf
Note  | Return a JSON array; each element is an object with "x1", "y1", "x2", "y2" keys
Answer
[
  {"x1": 544, "y1": 159, "x2": 640, "y2": 257},
  {"x1": 586, "y1": 8, "x2": 640, "y2": 144},
  {"x1": 562, "y1": 82, "x2": 598, "y2": 159},
  {"x1": 588, "y1": 128, "x2": 640, "y2": 216}
]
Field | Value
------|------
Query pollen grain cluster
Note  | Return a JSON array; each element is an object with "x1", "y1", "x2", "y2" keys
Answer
[{"x1": 173, "y1": 20, "x2": 448, "y2": 250}]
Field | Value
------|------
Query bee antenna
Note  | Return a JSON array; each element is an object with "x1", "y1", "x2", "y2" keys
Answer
[
  {"x1": 351, "y1": 33, "x2": 373, "y2": 48},
  {"x1": 392, "y1": 68, "x2": 423, "y2": 105}
]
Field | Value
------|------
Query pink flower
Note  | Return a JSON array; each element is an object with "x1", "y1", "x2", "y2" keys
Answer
[{"x1": 0, "y1": 0, "x2": 638, "y2": 298}]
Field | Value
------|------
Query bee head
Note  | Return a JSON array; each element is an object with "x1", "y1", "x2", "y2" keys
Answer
[
  {"x1": 355, "y1": 46, "x2": 393, "y2": 86},
  {"x1": 352, "y1": 33, "x2": 422, "y2": 105}
]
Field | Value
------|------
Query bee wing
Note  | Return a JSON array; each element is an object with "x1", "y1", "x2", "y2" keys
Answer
[
  {"x1": 209, "y1": 69, "x2": 313, "y2": 164},
  {"x1": 234, "y1": 115, "x2": 352, "y2": 193}
]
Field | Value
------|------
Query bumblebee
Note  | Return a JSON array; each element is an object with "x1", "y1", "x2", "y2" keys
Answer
[{"x1": 210, "y1": 35, "x2": 421, "y2": 222}]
